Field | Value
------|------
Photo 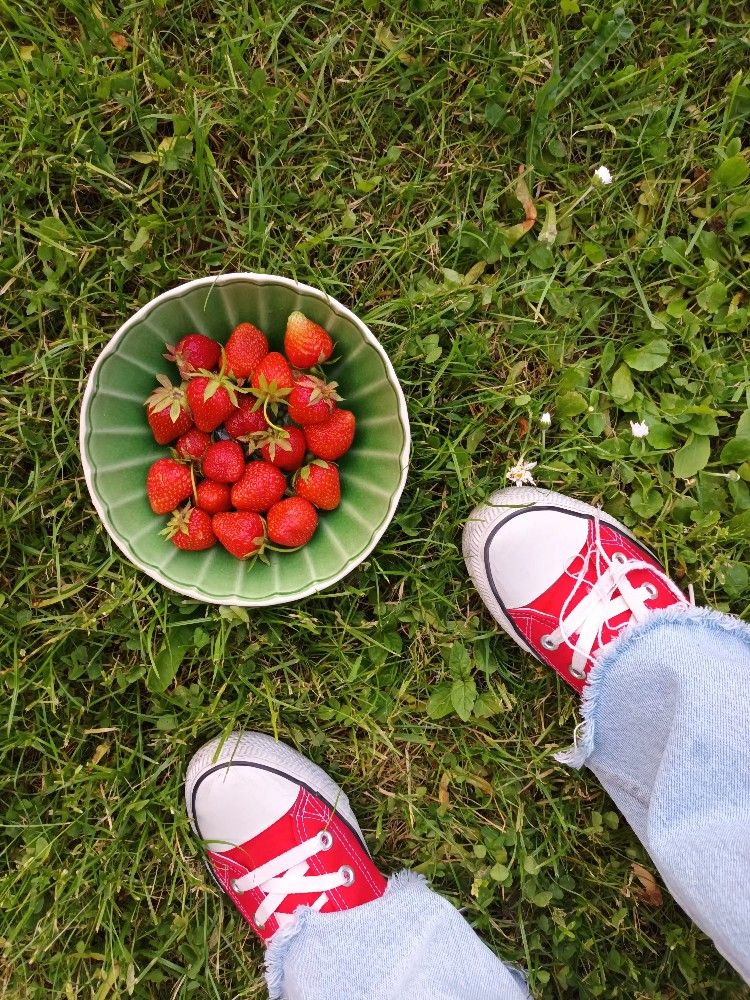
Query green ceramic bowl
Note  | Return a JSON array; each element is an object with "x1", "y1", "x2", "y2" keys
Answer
[{"x1": 80, "y1": 273, "x2": 410, "y2": 606}]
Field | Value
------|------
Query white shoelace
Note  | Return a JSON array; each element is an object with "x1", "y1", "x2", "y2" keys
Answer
[
  {"x1": 231, "y1": 830, "x2": 352, "y2": 928},
  {"x1": 541, "y1": 517, "x2": 689, "y2": 680}
]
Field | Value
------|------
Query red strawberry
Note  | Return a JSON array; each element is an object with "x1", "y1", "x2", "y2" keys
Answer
[
  {"x1": 225, "y1": 323, "x2": 269, "y2": 381},
  {"x1": 186, "y1": 375, "x2": 239, "y2": 432},
  {"x1": 303, "y1": 409, "x2": 355, "y2": 461},
  {"x1": 250, "y1": 352, "x2": 294, "y2": 407},
  {"x1": 175, "y1": 428, "x2": 211, "y2": 462},
  {"x1": 145, "y1": 375, "x2": 193, "y2": 444},
  {"x1": 165, "y1": 334, "x2": 221, "y2": 378},
  {"x1": 259, "y1": 426, "x2": 306, "y2": 472},
  {"x1": 213, "y1": 511, "x2": 266, "y2": 560},
  {"x1": 267, "y1": 497, "x2": 318, "y2": 547},
  {"x1": 224, "y1": 397, "x2": 269, "y2": 439},
  {"x1": 287, "y1": 375, "x2": 342, "y2": 426},
  {"x1": 231, "y1": 461, "x2": 287, "y2": 513},
  {"x1": 162, "y1": 505, "x2": 216, "y2": 551},
  {"x1": 146, "y1": 458, "x2": 193, "y2": 515},
  {"x1": 196, "y1": 479, "x2": 233, "y2": 514},
  {"x1": 202, "y1": 440, "x2": 245, "y2": 483},
  {"x1": 293, "y1": 460, "x2": 341, "y2": 511},
  {"x1": 284, "y1": 312, "x2": 334, "y2": 369}
]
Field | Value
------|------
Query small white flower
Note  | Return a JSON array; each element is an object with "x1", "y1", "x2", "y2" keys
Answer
[
  {"x1": 630, "y1": 420, "x2": 649, "y2": 439},
  {"x1": 540, "y1": 411, "x2": 551, "y2": 427},
  {"x1": 506, "y1": 458, "x2": 537, "y2": 487},
  {"x1": 593, "y1": 165, "x2": 612, "y2": 185}
]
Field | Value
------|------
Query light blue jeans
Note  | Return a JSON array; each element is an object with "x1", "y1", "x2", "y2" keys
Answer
[{"x1": 266, "y1": 608, "x2": 750, "y2": 997}]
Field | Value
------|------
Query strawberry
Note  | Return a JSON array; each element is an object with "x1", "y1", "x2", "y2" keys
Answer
[
  {"x1": 186, "y1": 374, "x2": 239, "y2": 432},
  {"x1": 213, "y1": 511, "x2": 266, "y2": 560},
  {"x1": 259, "y1": 426, "x2": 306, "y2": 472},
  {"x1": 225, "y1": 323, "x2": 269, "y2": 381},
  {"x1": 287, "y1": 375, "x2": 342, "y2": 426},
  {"x1": 146, "y1": 458, "x2": 193, "y2": 515},
  {"x1": 267, "y1": 497, "x2": 318, "y2": 547},
  {"x1": 162, "y1": 505, "x2": 216, "y2": 551},
  {"x1": 250, "y1": 352, "x2": 294, "y2": 407},
  {"x1": 145, "y1": 375, "x2": 193, "y2": 444},
  {"x1": 284, "y1": 311, "x2": 334, "y2": 369},
  {"x1": 231, "y1": 460, "x2": 287, "y2": 512},
  {"x1": 202, "y1": 440, "x2": 245, "y2": 483},
  {"x1": 196, "y1": 479, "x2": 233, "y2": 514},
  {"x1": 175, "y1": 428, "x2": 211, "y2": 462},
  {"x1": 224, "y1": 397, "x2": 269, "y2": 439},
  {"x1": 165, "y1": 334, "x2": 221, "y2": 378},
  {"x1": 293, "y1": 460, "x2": 341, "y2": 511},
  {"x1": 303, "y1": 408, "x2": 355, "y2": 461}
]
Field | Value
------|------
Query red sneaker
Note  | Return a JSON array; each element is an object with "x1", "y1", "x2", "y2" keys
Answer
[
  {"x1": 185, "y1": 732, "x2": 387, "y2": 942},
  {"x1": 463, "y1": 487, "x2": 688, "y2": 691}
]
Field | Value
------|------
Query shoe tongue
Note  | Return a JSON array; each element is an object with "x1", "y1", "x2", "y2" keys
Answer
[{"x1": 219, "y1": 796, "x2": 306, "y2": 871}]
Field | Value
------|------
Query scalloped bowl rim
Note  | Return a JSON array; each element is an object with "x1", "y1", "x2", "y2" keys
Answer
[{"x1": 79, "y1": 272, "x2": 411, "y2": 606}]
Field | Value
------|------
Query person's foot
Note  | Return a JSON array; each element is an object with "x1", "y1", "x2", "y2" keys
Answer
[
  {"x1": 462, "y1": 486, "x2": 688, "y2": 691},
  {"x1": 185, "y1": 731, "x2": 387, "y2": 942}
]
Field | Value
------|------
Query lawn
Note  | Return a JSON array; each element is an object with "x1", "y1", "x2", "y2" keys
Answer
[{"x1": 2, "y1": 1, "x2": 750, "y2": 997}]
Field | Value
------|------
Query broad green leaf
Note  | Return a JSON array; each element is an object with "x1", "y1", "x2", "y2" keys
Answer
[
  {"x1": 719, "y1": 561, "x2": 749, "y2": 598},
  {"x1": 426, "y1": 682, "x2": 454, "y2": 720},
  {"x1": 673, "y1": 434, "x2": 711, "y2": 479},
  {"x1": 623, "y1": 339, "x2": 670, "y2": 372},
  {"x1": 720, "y1": 437, "x2": 750, "y2": 464},
  {"x1": 646, "y1": 422, "x2": 675, "y2": 449},
  {"x1": 451, "y1": 676, "x2": 477, "y2": 721},
  {"x1": 473, "y1": 691, "x2": 504, "y2": 719},
  {"x1": 147, "y1": 642, "x2": 188, "y2": 694},
  {"x1": 630, "y1": 487, "x2": 663, "y2": 518},
  {"x1": 696, "y1": 282, "x2": 727, "y2": 313},
  {"x1": 485, "y1": 102, "x2": 504, "y2": 127},
  {"x1": 661, "y1": 236, "x2": 689, "y2": 267},
  {"x1": 728, "y1": 509, "x2": 750, "y2": 539},
  {"x1": 556, "y1": 390, "x2": 587, "y2": 419},
  {"x1": 554, "y1": 9, "x2": 635, "y2": 104},
  {"x1": 447, "y1": 642, "x2": 472, "y2": 679},
  {"x1": 713, "y1": 155, "x2": 750, "y2": 187},
  {"x1": 737, "y1": 409, "x2": 750, "y2": 437},
  {"x1": 611, "y1": 364, "x2": 634, "y2": 404}
]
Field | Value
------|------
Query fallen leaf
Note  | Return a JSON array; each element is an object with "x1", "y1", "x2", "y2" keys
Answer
[
  {"x1": 438, "y1": 771, "x2": 451, "y2": 807},
  {"x1": 501, "y1": 165, "x2": 538, "y2": 244},
  {"x1": 516, "y1": 416, "x2": 529, "y2": 437},
  {"x1": 110, "y1": 32, "x2": 128, "y2": 51},
  {"x1": 631, "y1": 862, "x2": 663, "y2": 906}
]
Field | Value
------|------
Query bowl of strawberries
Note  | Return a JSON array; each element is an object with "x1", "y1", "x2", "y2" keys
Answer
[{"x1": 80, "y1": 273, "x2": 410, "y2": 606}]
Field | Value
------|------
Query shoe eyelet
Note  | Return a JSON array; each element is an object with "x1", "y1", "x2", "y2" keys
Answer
[
  {"x1": 611, "y1": 551, "x2": 627, "y2": 565},
  {"x1": 230, "y1": 878, "x2": 241, "y2": 893},
  {"x1": 339, "y1": 865, "x2": 355, "y2": 887},
  {"x1": 541, "y1": 635, "x2": 560, "y2": 651},
  {"x1": 570, "y1": 665, "x2": 586, "y2": 681},
  {"x1": 319, "y1": 830, "x2": 334, "y2": 850},
  {"x1": 643, "y1": 582, "x2": 658, "y2": 599}
]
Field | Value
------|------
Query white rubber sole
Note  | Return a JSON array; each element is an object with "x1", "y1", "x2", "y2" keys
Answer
[
  {"x1": 462, "y1": 486, "x2": 640, "y2": 659},
  {"x1": 185, "y1": 731, "x2": 364, "y2": 846}
]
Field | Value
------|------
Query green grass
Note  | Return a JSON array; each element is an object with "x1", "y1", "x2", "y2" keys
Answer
[{"x1": 2, "y1": 1, "x2": 750, "y2": 997}]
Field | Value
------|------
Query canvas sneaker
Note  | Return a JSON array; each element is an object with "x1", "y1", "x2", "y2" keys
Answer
[
  {"x1": 462, "y1": 486, "x2": 688, "y2": 692},
  {"x1": 185, "y1": 731, "x2": 387, "y2": 942}
]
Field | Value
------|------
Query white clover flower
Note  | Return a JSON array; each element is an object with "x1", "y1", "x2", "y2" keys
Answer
[
  {"x1": 593, "y1": 166, "x2": 612, "y2": 185},
  {"x1": 506, "y1": 458, "x2": 537, "y2": 487},
  {"x1": 540, "y1": 411, "x2": 551, "y2": 427},
  {"x1": 630, "y1": 420, "x2": 649, "y2": 439}
]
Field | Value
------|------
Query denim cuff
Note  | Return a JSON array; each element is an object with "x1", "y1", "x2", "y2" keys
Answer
[{"x1": 555, "y1": 605, "x2": 749, "y2": 769}]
